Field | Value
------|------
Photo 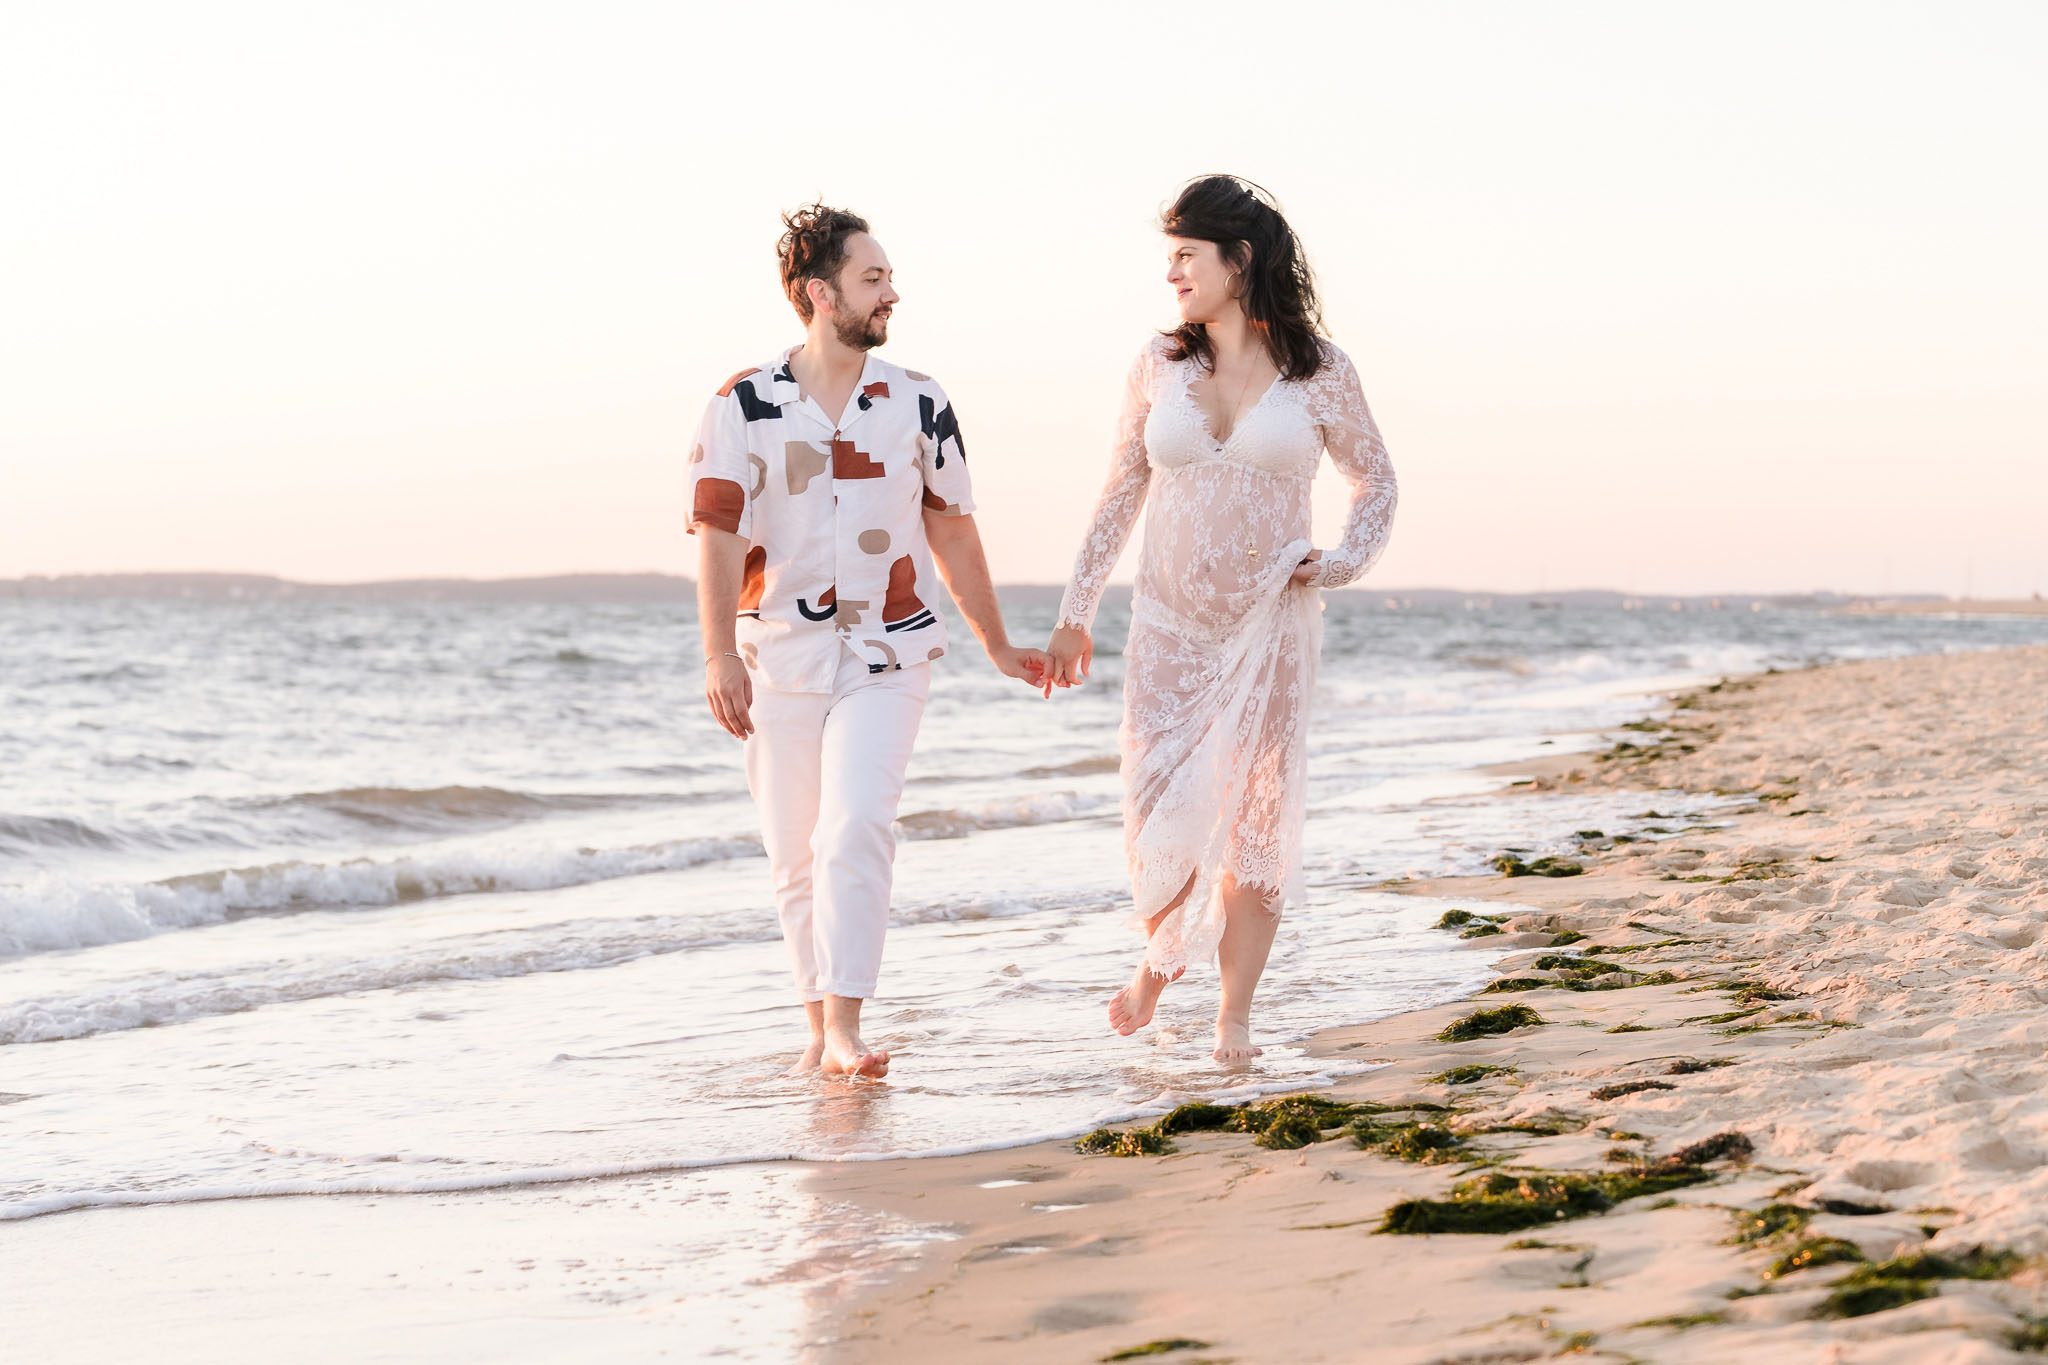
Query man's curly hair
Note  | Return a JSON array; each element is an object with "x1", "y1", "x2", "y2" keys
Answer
[{"x1": 776, "y1": 204, "x2": 870, "y2": 322}]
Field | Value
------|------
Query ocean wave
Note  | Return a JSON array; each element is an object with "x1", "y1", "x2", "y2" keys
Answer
[
  {"x1": 509, "y1": 648, "x2": 608, "y2": 665},
  {"x1": 0, "y1": 834, "x2": 763, "y2": 958},
  {"x1": 241, "y1": 784, "x2": 645, "y2": 828},
  {"x1": 0, "y1": 891, "x2": 1083, "y2": 1044},
  {"x1": 1445, "y1": 652, "x2": 1537, "y2": 676},
  {"x1": 0, "y1": 784, "x2": 717, "y2": 862},
  {"x1": 894, "y1": 791, "x2": 1118, "y2": 840},
  {"x1": 0, "y1": 813, "x2": 127, "y2": 855},
  {"x1": 1018, "y1": 755, "x2": 1120, "y2": 778},
  {"x1": 0, "y1": 791, "x2": 1110, "y2": 961}
]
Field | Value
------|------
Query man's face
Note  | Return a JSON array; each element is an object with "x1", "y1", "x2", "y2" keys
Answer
[{"x1": 820, "y1": 232, "x2": 898, "y2": 350}]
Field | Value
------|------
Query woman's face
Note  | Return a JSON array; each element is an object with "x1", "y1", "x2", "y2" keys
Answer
[{"x1": 1165, "y1": 235, "x2": 1243, "y2": 325}]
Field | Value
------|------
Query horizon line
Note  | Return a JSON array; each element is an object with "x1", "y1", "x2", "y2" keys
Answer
[{"x1": 0, "y1": 570, "x2": 2006, "y2": 603}]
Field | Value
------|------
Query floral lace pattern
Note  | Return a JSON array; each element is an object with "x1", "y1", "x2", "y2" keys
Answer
[{"x1": 1055, "y1": 336, "x2": 1399, "y2": 975}]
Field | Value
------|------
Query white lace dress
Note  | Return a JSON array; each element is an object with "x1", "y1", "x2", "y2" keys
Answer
[{"x1": 1056, "y1": 335, "x2": 1398, "y2": 976}]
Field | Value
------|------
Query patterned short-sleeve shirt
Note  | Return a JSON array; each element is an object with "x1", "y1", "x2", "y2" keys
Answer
[{"x1": 687, "y1": 346, "x2": 975, "y2": 693}]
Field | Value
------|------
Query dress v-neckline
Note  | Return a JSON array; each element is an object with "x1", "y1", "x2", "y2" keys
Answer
[{"x1": 1187, "y1": 362, "x2": 1281, "y2": 448}]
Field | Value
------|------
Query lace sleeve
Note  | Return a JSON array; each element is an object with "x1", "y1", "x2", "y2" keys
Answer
[
  {"x1": 1055, "y1": 344, "x2": 1156, "y2": 632},
  {"x1": 1306, "y1": 346, "x2": 1397, "y2": 589}
]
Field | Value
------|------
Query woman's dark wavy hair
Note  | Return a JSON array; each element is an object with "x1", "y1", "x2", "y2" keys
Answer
[
  {"x1": 777, "y1": 203, "x2": 870, "y2": 322},
  {"x1": 1161, "y1": 175, "x2": 1325, "y2": 381}
]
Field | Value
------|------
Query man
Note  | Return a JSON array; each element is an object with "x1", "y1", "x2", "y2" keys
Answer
[{"x1": 688, "y1": 204, "x2": 1048, "y2": 1079}]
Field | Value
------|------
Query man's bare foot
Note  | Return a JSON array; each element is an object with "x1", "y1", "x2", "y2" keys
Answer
[
  {"x1": 819, "y1": 1029, "x2": 889, "y2": 1079},
  {"x1": 1107, "y1": 961, "x2": 1185, "y2": 1036},
  {"x1": 1213, "y1": 1015, "x2": 1262, "y2": 1064},
  {"x1": 784, "y1": 1036, "x2": 826, "y2": 1077}
]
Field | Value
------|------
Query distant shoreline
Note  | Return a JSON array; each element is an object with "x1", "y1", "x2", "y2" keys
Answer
[{"x1": 4, "y1": 572, "x2": 2032, "y2": 613}]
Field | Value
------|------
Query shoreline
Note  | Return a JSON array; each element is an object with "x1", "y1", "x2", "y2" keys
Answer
[
  {"x1": 808, "y1": 645, "x2": 2048, "y2": 1362},
  {"x1": 10, "y1": 645, "x2": 2048, "y2": 1362}
]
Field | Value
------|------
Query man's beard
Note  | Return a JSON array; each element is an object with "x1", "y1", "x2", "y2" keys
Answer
[{"x1": 828, "y1": 290, "x2": 888, "y2": 350}]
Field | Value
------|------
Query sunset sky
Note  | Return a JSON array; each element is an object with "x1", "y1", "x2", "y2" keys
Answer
[{"x1": 3, "y1": 1, "x2": 2043, "y2": 597}]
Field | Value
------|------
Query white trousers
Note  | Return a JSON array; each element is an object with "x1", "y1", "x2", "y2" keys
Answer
[{"x1": 743, "y1": 647, "x2": 931, "y2": 1001}]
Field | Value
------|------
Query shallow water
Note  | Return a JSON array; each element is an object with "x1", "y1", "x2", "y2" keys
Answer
[{"x1": 6, "y1": 595, "x2": 2048, "y2": 1345}]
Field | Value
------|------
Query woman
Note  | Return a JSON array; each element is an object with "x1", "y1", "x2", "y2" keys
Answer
[{"x1": 1045, "y1": 175, "x2": 1398, "y2": 1063}]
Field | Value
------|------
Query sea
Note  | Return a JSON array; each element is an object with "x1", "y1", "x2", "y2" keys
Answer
[{"x1": 6, "y1": 591, "x2": 2047, "y2": 1356}]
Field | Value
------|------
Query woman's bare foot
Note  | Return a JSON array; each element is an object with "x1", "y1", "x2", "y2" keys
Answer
[
  {"x1": 1107, "y1": 961, "x2": 1185, "y2": 1036},
  {"x1": 819, "y1": 1029, "x2": 889, "y2": 1079},
  {"x1": 784, "y1": 1036, "x2": 826, "y2": 1077},
  {"x1": 1213, "y1": 1014, "x2": 1263, "y2": 1064}
]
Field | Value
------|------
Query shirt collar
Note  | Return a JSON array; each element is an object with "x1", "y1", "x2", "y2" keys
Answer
[{"x1": 772, "y1": 345, "x2": 894, "y2": 429}]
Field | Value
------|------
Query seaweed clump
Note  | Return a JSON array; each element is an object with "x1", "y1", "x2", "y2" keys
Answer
[
  {"x1": 1485, "y1": 957, "x2": 1680, "y2": 994},
  {"x1": 1765, "y1": 1237, "x2": 1864, "y2": 1279},
  {"x1": 1377, "y1": 1131, "x2": 1752, "y2": 1234},
  {"x1": 1590, "y1": 1079, "x2": 1677, "y2": 1102},
  {"x1": 1431, "y1": 1063, "x2": 1515, "y2": 1086},
  {"x1": 1100, "y1": 1341, "x2": 1212, "y2": 1361},
  {"x1": 1728, "y1": 1202, "x2": 1809, "y2": 1245},
  {"x1": 1813, "y1": 1249, "x2": 2023, "y2": 1319},
  {"x1": 1667, "y1": 1058, "x2": 1737, "y2": 1075},
  {"x1": 1434, "y1": 907, "x2": 1512, "y2": 939},
  {"x1": 1492, "y1": 853, "x2": 1585, "y2": 878},
  {"x1": 1437, "y1": 1004, "x2": 1546, "y2": 1042},
  {"x1": 1074, "y1": 1126, "x2": 1173, "y2": 1158},
  {"x1": 1077, "y1": 1094, "x2": 1384, "y2": 1158}
]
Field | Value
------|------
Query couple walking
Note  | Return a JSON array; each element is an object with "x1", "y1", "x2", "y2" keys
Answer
[{"x1": 688, "y1": 175, "x2": 1397, "y2": 1079}]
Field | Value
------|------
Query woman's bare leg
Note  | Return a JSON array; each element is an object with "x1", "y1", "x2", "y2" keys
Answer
[
  {"x1": 1214, "y1": 877, "x2": 1280, "y2": 1062},
  {"x1": 1107, "y1": 871, "x2": 1195, "y2": 1035}
]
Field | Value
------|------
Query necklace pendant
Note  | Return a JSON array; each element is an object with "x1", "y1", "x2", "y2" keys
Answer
[{"x1": 1247, "y1": 548, "x2": 1262, "y2": 561}]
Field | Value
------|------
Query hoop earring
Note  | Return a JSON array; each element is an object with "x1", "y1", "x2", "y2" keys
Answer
[{"x1": 1226, "y1": 270, "x2": 1244, "y2": 301}]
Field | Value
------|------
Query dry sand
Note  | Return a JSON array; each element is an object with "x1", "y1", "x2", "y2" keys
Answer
[{"x1": 813, "y1": 645, "x2": 2048, "y2": 1363}]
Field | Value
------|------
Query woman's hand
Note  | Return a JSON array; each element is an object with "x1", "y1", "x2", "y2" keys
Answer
[
  {"x1": 1044, "y1": 625, "x2": 1093, "y2": 697},
  {"x1": 705, "y1": 655, "x2": 754, "y2": 740},
  {"x1": 1290, "y1": 549, "x2": 1325, "y2": 586},
  {"x1": 990, "y1": 644, "x2": 1052, "y2": 690}
]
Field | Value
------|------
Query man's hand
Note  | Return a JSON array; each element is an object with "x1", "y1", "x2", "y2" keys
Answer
[
  {"x1": 1290, "y1": 549, "x2": 1325, "y2": 585},
  {"x1": 990, "y1": 643, "x2": 1051, "y2": 691},
  {"x1": 1045, "y1": 625, "x2": 1092, "y2": 696},
  {"x1": 705, "y1": 655, "x2": 754, "y2": 740}
]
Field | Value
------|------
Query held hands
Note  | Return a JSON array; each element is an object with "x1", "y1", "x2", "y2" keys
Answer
[
  {"x1": 705, "y1": 655, "x2": 754, "y2": 740},
  {"x1": 1043, "y1": 625, "x2": 1092, "y2": 697},
  {"x1": 990, "y1": 643, "x2": 1053, "y2": 690},
  {"x1": 1290, "y1": 549, "x2": 1325, "y2": 586}
]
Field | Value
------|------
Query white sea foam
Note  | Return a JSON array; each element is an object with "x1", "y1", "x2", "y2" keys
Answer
[
  {"x1": 0, "y1": 835, "x2": 763, "y2": 958},
  {"x1": 0, "y1": 889, "x2": 1090, "y2": 1043}
]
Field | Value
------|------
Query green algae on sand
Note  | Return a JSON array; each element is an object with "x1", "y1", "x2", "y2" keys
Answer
[
  {"x1": 1076, "y1": 1094, "x2": 1388, "y2": 1158},
  {"x1": 1764, "y1": 1236, "x2": 1864, "y2": 1278},
  {"x1": 1437, "y1": 1004, "x2": 1544, "y2": 1042},
  {"x1": 1377, "y1": 1131, "x2": 1753, "y2": 1235},
  {"x1": 1100, "y1": 1339, "x2": 1212, "y2": 1361},
  {"x1": 1430, "y1": 1063, "x2": 1515, "y2": 1086},
  {"x1": 1728, "y1": 1202, "x2": 1810, "y2": 1245},
  {"x1": 1491, "y1": 853, "x2": 1585, "y2": 878},
  {"x1": 1810, "y1": 1249, "x2": 2022, "y2": 1319}
]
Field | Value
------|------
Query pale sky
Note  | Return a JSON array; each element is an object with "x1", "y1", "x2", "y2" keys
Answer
[{"x1": 3, "y1": 1, "x2": 2043, "y2": 597}]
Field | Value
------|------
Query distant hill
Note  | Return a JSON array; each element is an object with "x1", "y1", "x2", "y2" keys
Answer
[
  {"x1": 0, "y1": 573, "x2": 697, "y2": 603},
  {"x1": 0, "y1": 573, "x2": 1957, "y2": 611}
]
